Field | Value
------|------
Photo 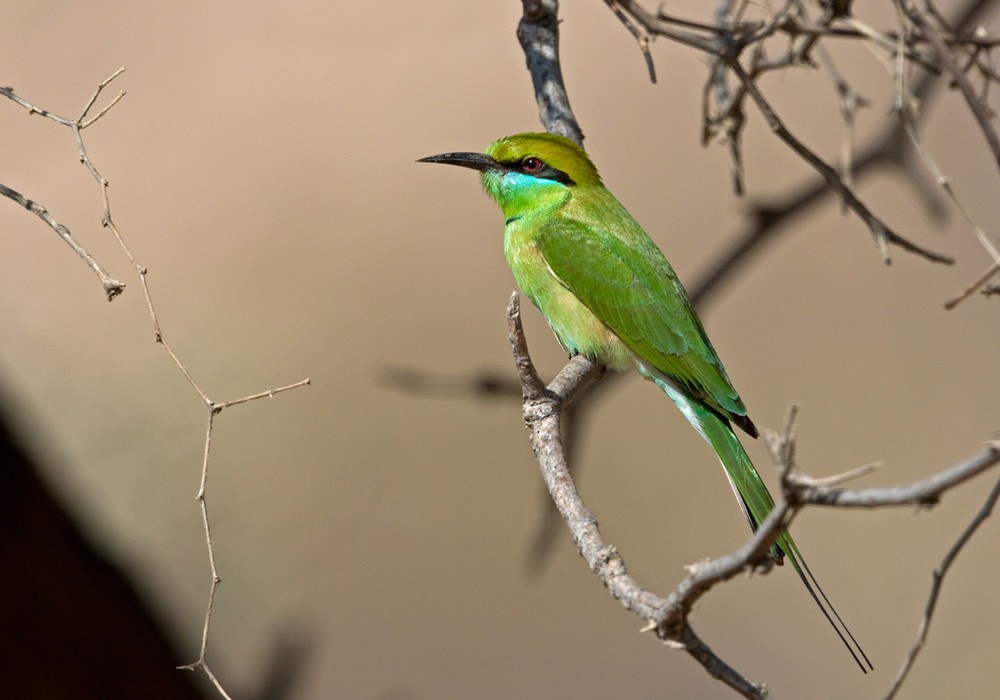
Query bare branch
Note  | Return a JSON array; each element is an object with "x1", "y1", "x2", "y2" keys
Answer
[
  {"x1": 0, "y1": 182, "x2": 125, "y2": 299},
  {"x1": 790, "y1": 440, "x2": 1000, "y2": 508},
  {"x1": 604, "y1": 1, "x2": 1000, "y2": 267},
  {"x1": 176, "y1": 408, "x2": 232, "y2": 700},
  {"x1": 944, "y1": 262, "x2": 1000, "y2": 309},
  {"x1": 518, "y1": 0, "x2": 584, "y2": 145},
  {"x1": 727, "y1": 59, "x2": 953, "y2": 265},
  {"x1": 903, "y1": 2, "x2": 1000, "y2": 175},
  {"x1": 1, "y1": 73, "x2": 131, "y2": 300},
  {"x1": 603, "y1": 0, "x2": 658, "y2": 83},
  {"x1": 688, "y1": 0, "x2": 996, "y2": 306},
  {"x1": 882, "y1": 474, "x2": 1000, "y2": 700},
  {"x1": 216, "y1": 378, "x2": 313, "y2": 411},
  {"x1": 507, "y1": 294, "x2": 772, "y2": 699}
]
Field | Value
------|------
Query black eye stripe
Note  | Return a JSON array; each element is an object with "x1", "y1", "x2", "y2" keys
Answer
[{"x1": 500, "y1": 158, "x2": 576, "y2": 186}]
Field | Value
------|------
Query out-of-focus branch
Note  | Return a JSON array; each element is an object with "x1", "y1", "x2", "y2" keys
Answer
[
  {"x1": 903, "y1": 2, "x2": 1000, "y2": 176},
  {"x1": 943, "y1": 262, "x2": 1000, "y2": 309}
]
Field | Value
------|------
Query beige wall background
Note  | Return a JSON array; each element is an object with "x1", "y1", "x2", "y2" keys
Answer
[{"x1": 2, "y1": 2, "x2": 998, "y2": 698}]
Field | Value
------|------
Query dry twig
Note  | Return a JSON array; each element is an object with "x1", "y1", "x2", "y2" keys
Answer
[{"x1": 882, "y1": 471, "x2": 1000, "y2": 700}]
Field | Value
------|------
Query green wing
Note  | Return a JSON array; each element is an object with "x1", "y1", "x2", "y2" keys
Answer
[{"x1": 535, "y1": 215, "x2": 756, "y2": 435}]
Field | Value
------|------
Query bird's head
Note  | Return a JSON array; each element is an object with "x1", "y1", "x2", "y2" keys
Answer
[{"x1": 418, "y1": 133, "x2": 601, "y2": 217}]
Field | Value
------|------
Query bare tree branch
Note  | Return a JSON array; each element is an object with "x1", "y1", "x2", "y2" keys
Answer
[
  {"x1": 518, "y1": 0, "x2": 584, "y2": 145},
  {"x1": 609, "y1": 1, "x2": 973, "y2": 265},
  {"x1": 789, "y1": 440, "x2": 1000, "y2": 508},
  {"x1": 689, "y1": 0, "x2": 995, "y2": 305},
  {"x1": 727, "y1": 58, "x2": 952, "y2": 265},
  {"x1": 0, "y1": 181, "x2": 125, "y2": 299},
  {"x1": 507, "y1": 293, "x2": 773, "y2": 699},
  {"x1": 603, "y1": 0, "x2": 658, "y2": 83},
  {"x1": 903, "y1": 1, "x2": 1000, "y2": 175}
]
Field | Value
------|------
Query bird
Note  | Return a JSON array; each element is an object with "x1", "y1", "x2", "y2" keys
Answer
[{"x1": 419, "y1": 132, "x2": 871, "y2": 671}]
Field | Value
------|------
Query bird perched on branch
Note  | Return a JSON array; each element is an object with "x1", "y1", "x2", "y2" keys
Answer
[{"x1": 420, "y1": 132, "x2": 871, "y2": 671}]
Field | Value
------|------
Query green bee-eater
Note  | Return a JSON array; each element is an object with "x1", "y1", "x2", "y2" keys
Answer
[{"x1": 420, "y1": 132, "x2": 870, "y2": 671}]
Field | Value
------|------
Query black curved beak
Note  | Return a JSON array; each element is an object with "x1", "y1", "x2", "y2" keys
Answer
[{"x1": 417, "y1": 152, "x2": 500, "y2": 172}]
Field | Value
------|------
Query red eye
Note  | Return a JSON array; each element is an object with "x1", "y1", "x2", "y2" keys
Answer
[{"x1": 522, "y1": 157, "x2": 542, "y2": 172}]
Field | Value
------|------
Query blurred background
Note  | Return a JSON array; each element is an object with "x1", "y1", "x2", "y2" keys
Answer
[{"x1": 1, "y1": 1, "x2": 998, "y2": 698}]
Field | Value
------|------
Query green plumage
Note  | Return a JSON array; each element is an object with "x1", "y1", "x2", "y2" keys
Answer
[{"x1": 420, "y1": 132, "x2": 870, "y2": 671}]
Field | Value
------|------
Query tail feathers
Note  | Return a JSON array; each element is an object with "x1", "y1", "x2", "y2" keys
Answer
[
  {"x1": 780, "y1": 534, "x2": 874, "y2": 672},
  {"x1": 647, "y1": 371, "x2": 871, "y2": 671}
]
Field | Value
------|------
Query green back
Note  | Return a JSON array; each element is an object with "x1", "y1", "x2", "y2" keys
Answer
[{"x1": 535, "y1": 191, "x2": 751, "y2": 428}]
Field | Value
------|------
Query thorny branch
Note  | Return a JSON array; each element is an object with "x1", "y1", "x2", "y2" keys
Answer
[{"x1": 2, "y1": 71, "x2": 310, "y2": 698}]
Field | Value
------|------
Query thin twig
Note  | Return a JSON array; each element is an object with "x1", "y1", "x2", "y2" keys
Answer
[
  {"x1": 944, "y1": 261, "x2": 1000, "y2": 309},
  {"x1": 603, "y1": 0, "x2": 658, "y2": 83},
  {"x1": 0, "y1": 76, "x2": 128, "y2": 300},
  {"x1": 882, "y1": 474, "x2": 1000, "y2": 699},
  {"x1": 607, "y1": 1, "x2": 1000, "y2": 268},
  {"x1": 218, "y1": 378, "x2": 313, "y2": 410},
  {"x1": 888, "y1": 14, "x2": 1000, "y2": 277},
  {"x1": 790, "y1": 441, "x2": 1000, "y2": 508},
  {"x1": 728, "y1": 59, "x2": 952, "y2": 265},
  {"x1": 904, "y1": 2, "x2": 1000, "y2": 175},
  {"x1": 176, "y1": 408, "x2": 232, "y2": 700},
  {"x1": 686, "y1": 0, "x2": 998, "y2": 307},
  {"x1": 0, "y1": 182, "x2": 125, "y2": 299}
]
